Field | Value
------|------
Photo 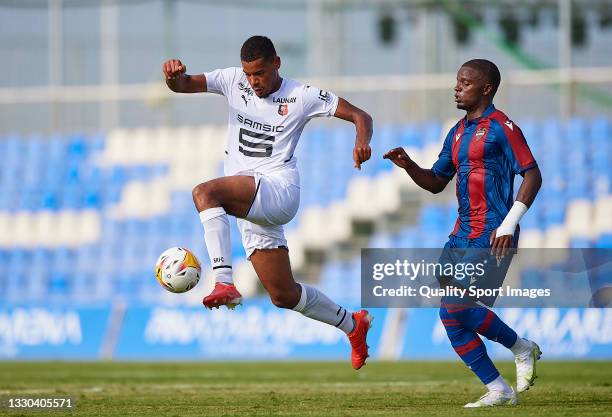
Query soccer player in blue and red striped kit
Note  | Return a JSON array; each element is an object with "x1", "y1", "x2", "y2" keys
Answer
[{"x1": 385, "y1": 59, "x2": 543, "y2": 407}]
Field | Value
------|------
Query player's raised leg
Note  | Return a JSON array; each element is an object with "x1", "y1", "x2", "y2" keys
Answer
[
  {"x1": 192, "y1": 175, "x2": 256, "y2": 309},
  {"x1": 250, "y1": 247, "x2": 373, "y2": 369}
]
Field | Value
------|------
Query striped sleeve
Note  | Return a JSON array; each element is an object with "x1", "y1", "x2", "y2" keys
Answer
[
  {"x1": 491, "y1": 113, "x2": 537, "y2": 174},
  {"x1": 431, "y1": 126, "x2": 457, "y2": 179}
]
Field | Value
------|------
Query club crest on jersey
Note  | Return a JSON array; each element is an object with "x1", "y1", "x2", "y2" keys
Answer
[
  {"x1": 475, "y1": 127, "x2": 486, "y2": 139},
  {"x1": 238, "y1": 82, "x2": 253, "y2": 96},
  {"x1": 278, "y1": 104, "x2": 288, "y2": 116}
]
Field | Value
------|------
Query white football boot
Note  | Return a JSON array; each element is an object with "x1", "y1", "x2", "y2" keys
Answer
[
  {"x1": 464, "y1": 388, "x2": 518, "y2": 408},
  {"x1": 515, "y1": 340, "x2": 542, "y2": 393}
]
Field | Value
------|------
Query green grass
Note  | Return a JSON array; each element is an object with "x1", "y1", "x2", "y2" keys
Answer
[{"x1": 0, "y1": 361, "x2": 610, "y2": 416}]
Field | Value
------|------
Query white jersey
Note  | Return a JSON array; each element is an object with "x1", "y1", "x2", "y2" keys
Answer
[{"x1": 204, "y1": 67, "x2": 339, "y2": 186}]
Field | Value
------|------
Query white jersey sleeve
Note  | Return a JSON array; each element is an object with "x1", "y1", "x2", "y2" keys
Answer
[
  {"x1": 204, "y1": 67, "x2": 239, "y2": 97},
  {"x1": 302, "y1": 85, "x2": 339, "y2": 120}
]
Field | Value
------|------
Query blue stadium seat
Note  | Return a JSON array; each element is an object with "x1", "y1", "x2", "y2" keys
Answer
[
  {"x1": 150, "y1": 216, "x2": 172, "y2": 236},
  {"x1": 395, "y1": 227, "x2": 419, "y2": 248},
  {"x1": 83, "y1": 188, "x2": 103, "y2": 209},
  {"x1": 422, "y1": 121, "x2": 443, "y2": 146},
  {"x1": 47, "y1": 135, "x2": 67, "y2": 160},
  {"x1": 570, "y1": 238, "x2": 592, "y2": 248},
  {"x1": 595, "y1": 234, "x2": 612, "y2": 249},
  {"x1": 377, "y1": 124, "x2": 400, "y2": 150},
  {"x1": 124, "y1": 219, "x2": 149, "y2": 237},
  {"x1": 590, "y1": 118, "x2": 609, "y2": 140},
  {"x1": 61, "y1": 186, "x2": 84, "y2": 210},
  {"x1": 48, "y1": 271, "x2": 71, "y2": 297},
  {"x1": 67, "y1": 134, "x2": 89, "y2": 159},
  {"x1": 1, "y1": 120, "x2": 609, "y2": 304},
  {"x1": 398, "y1": 124, "x2": 421, "y2": 148},
  {"x1": 115, "y1": 272, "x2": 138, "y2": 297},
  {"x1": 541, "y1": 195, "x2": 566, "y2": 228},
  {"x1": 93, "y1": 270, "x2": 113, "y2": 300},
  {"x1": 319, "y1": 261, "x2": 351, "y2": 300},
  {"x1": 6, "y1": 271, "x2": 27, "y2": 303},
  {"x1": 5, "y1": 136, "x2": 25, "y2": 160},
  {"x1": 519, "y1": 119, "x2": 537, "y2": 146},
  {"x1": 369, "y1": 232, "x2": 394, "y2": 248},
  {"x1": 520, "y1": 208, "x2": 540, "y2": 230},
  {"x1": 170, "y1": 191, "x2": 193, "y2": 213}
]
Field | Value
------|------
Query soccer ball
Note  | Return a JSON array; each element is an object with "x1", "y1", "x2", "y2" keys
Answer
[{"x1": 155, "y1": 247, "x2": 201, "y2": 293}]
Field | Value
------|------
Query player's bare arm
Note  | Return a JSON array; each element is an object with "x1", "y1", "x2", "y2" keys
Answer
[
  {"x1": 383, "y1": 147, "x2": 451, "y2": 193},
  {"x1": 333, "y1": 98, "x2": 373, "y2": 170},
  {"x1": 491, "y1": 165, "x2": 542, "y2": 257},
  {"x1": 163, "y1": 59, "x2": 206, "y2": 93},
  {"x1": 515, "y1": 165, "x2": 543, "y2": 208}
]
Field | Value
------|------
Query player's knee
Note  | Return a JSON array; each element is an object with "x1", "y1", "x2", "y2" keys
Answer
[
  {"x1": 192, "y1": 182, "x2": 218, "y2": 208},
  {"x1": 269, "y1": 290, "x2": 300, "y2": 309}
]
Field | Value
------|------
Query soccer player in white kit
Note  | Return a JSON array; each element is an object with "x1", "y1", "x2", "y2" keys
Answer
[{"x1": 162, "y1": 36, "x2": 373, "y2": 369}]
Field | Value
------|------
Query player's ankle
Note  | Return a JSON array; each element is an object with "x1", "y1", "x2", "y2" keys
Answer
[
  {"x1": 510, "y1": 337, "x2": 531, "y2": 356},
  {"x1": 350, "y1": 317, "x2": 356, "y2": 333},
  {"x1": 214, "y1": 270, "x2": 233, "y2": 285},
  {"x1": 486, "y1": 375, "x2": 512, "y2": 394}
]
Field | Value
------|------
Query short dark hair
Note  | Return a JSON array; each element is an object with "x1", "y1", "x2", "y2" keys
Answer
[
  {"x1": 240, "y1": 36, "x2": 277, "y2": 62},
  {"x1": 462, "y1": 59, "x2": 501, "y2": 96}
]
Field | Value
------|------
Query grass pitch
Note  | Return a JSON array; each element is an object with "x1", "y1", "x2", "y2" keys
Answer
[{"x1": 0, "y1": 361, "x2": 610, "y2": 416}]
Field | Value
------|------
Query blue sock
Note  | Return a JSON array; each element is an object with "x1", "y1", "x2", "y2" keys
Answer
[
  {"x1": 440, "y1": 307, "x2": 500, "y2": 384},
  {"x1": 460, "y1": 307, "x2": 518, "y2": 349}
]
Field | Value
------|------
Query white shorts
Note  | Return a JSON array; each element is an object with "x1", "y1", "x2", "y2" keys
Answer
[{"x1": 236, "y1": 170, "x2": 300, "y2": 258}]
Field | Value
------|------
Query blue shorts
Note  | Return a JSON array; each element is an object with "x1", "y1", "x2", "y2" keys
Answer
[{"x1": 438, "y1": 231, "x2": 519, "y2": 307}]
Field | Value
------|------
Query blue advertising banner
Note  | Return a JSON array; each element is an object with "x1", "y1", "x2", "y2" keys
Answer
[
  {"x1": 114, "y1": 299, "x2": 387, "y2": 360},
  {"x1": 0, "y1": 304, "x2": 111, "y2": 359},
  {"x1": 401, "y1": 308, "x2": 612, "y2": 359},
  {"x1": 0, "y1": 302, "x2": 609, "y2": 360}
]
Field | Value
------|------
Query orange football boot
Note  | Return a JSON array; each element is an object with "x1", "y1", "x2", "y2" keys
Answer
[
  {"x1": 202, "y1": 282, "x2": 242, "y2": 310},
  {"x1": 347, "y1": 310, "x2": 373, "y2": 370}
]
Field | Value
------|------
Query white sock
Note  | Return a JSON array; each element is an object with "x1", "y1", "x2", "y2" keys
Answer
[
  {"x1": 510, "y1": 337, "x2": 532, "y2": 356},
  {"x1": 199, "y1": 207, "x2": 232, "y2": 284},
  {"x1": 292, "y1": 283, "x2": 354, "y2": 334},
  {"x1": 486, "y1": 375, "x2": 512, "y2": 394}
]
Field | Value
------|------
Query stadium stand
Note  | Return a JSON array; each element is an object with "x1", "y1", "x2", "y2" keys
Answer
[{"x1": 0, "y1": 118, "x2": 610, "y2": 304}]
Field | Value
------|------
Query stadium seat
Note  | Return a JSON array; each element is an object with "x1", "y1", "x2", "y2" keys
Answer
[
  {"x1": 1, "y1": 117, "x2": 609, "y2": 304},
  {"x1": 595, "y1": 234, "x2": 612, "y2": 248}
]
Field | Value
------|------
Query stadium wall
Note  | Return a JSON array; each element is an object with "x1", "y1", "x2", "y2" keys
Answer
[{"x1": 1, "y1": 302, "x2": 610, "y2": 360}]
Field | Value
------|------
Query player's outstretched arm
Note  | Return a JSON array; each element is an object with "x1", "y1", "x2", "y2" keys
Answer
[
  {"x1": 333, "y1": 98, "x2": 373, "y2": 170},
  {"x1": 383, "y1": 147, "x2": 451, "y2": 194},
  {"x1": 162, "y1": 59, "x2": 206, "y2": 93}
]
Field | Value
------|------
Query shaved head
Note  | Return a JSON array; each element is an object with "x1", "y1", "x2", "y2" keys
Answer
[{"x1": 461, "y1": 59, "x2": 501, "y2": 97}]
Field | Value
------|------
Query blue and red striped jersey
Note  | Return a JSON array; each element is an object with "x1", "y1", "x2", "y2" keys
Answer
[{"x1": 431, "y1": 104, "x2": 537, "y2": 239}]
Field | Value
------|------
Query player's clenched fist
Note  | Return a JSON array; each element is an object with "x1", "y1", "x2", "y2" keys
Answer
[
  {"x1": 383, "y1": 147, "x2": 413, "y2": 170},
  {"x1": 353, "y1": 142, "x2": 371, "y2": 170},
  {"x1": 163, "y1": 59, "x2": 186, "y2": 80}
]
